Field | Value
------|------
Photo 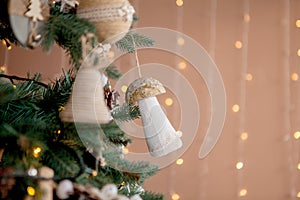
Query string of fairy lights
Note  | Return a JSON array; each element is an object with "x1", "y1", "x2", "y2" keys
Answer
[
  {"x1": 282, "y1": 0, "x2": 300, "y2": 198},
  {"x1": 282, "y1": 1, "x2": 294, "y2": 198},
  {"x1": 292, "y1": 1, "x2": 300, "y2": 198},
  {"x1": 231, "y1": 1, "x2": 300, "y2": 199},
  {"x1": 196, "y1": 0, "x2": 218, "y2": 199},
  {"x1": 169, "y1": 1, "x2": 185, "y2": 200},
  {"x1": 235, "y1": 0, "x2": 250, "y2": 198}
]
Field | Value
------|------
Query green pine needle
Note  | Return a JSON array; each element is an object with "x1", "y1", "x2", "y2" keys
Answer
[
  {"x1": 116, "y1": 32, "x2": 155, "y2": 53},
  {"x1": 101, "y1": 121, "x2": 131, "y2": 146},
  {"x1": 105, "y1": 65, "x2": 122, "y2": 80},
  {"x1": 42, "y1": 6, "x2": 97, "y2": 67},
  {"x1": 111, "y1": 103, "x2": 141, "y2": 122}
]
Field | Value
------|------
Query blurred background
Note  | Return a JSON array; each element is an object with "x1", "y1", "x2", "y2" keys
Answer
[{"x1": 1, "y1": 0, "x2": 300, "y2": 199}]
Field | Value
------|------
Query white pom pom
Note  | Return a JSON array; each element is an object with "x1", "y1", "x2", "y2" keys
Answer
[
  {"x1": 56, "y1": 179, "x2": 74, "y2": 199},
  {"x1": 130, "y1": 194, "x2": 143, "y2": 200},
  {"x1": 101, "y1": 183, "x2": 118, "y2": 199},
  {"x1": 117, "y1": 195, "x2": 130, "y2": 200}
]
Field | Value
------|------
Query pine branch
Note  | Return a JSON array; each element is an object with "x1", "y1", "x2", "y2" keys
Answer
[
  {"x1": 41, "y1": 143, "x2": 81, "y2": 179},
  {"x1": 0, "y1": 74, "x2": 48, "y2": 88},
  {"x1": 0, "y1": 77, "x2": 46, "y2": 124},
  {"x1": 101, "y1": 121, "x2": 131, "y2": 146},
  {"x1": 140, "y1": 191, "x2": 164, "y2": 200},
  {"x1": 43, "y1": 6, "x2": 97, "y2": 67},
  {"x1": 115, "y1": 32, "x2": 155, "y2": 53},
  {"x1": 105, "y1": 65, "x2": 122, "y2": 80},
  {"x1": 103, "y1": 148, "x2": 159, "y2": 184},
  {"x1": 111, "y1": 103, "x2": 141, "y2": 122},
  {"x1": 41, "y1": 69, "x2": 75, "y2": 115}
]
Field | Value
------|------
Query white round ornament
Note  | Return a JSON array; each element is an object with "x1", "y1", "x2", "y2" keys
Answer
[
  {"x1": 56, "y1": 179, "x2": 74, "y2": 199},
  {"x1": 100, "y1": 183, "x2": 118, "y2": 199},
  {"x1": 130, "y1": 194, "x2": 143, "y2": 200},
  {"x1": 117, "y1": 195, "x2": 130, "y2": 200}
]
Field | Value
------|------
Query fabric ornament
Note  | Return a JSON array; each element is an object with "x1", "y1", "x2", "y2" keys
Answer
[{"x1": 60, "y1": 36, "x2": 112, "y2": 124}]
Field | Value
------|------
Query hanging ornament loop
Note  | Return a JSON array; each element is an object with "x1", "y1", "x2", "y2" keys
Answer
[{"x1": 130, "y1": 33, "x2": 142, "y2": 78}]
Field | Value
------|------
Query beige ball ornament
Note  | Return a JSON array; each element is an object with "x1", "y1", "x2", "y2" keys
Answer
[{"x1": 77, "y1": 0, "x2": 135, "y2": 43}]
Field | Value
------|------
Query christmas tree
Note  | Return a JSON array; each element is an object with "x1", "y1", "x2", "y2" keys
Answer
[{"x1": 0, "y1": 0, "x2": 163, "y2": 199}]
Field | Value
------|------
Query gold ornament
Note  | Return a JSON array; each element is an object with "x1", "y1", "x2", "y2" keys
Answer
[{"x1": 125, "y1": 77, "x2": 166, "y2": 104}]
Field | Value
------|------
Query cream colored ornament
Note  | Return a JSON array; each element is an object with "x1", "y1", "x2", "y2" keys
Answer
[
  {"x1": 100, "y1": 183, "x2": 118, "y2": 199},
  {"x1": 77, "y1": 0, "x2": 135, "y2": 43},
  {"x1": 59, "y1": 67, "x2": 111, "y2": 124},
  {"x1": 8, "y1": 0, "x2": 50, "y2": 48},
  {"x1": 38, "y1": 167, "x2": 54, "y2": 200},
  {"x1": 130, "y1": 194, "x2": 143, "y2": 200},
  {"x1": 56, "y1": 179, "x2": 74, "y2": 199},
  {"x1": 126, "y1": 77, "x2": 183, "y2": 157},
  {"x1": 60, "y1": 35, "x2": 112, "y2": 124}
]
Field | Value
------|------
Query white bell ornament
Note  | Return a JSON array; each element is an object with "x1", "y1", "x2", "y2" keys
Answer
[{"x1": 126, "y1": 77, "x2": 182, "y2": 157}]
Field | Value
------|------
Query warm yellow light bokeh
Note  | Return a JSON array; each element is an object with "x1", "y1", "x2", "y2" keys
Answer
[
  {"x1": 239, "y1": 189, "x2": 247, "y2": 197},
  {"x1": 27, "y1": 186, "x2": 35, "y2": 196},
  {"x1": 176, "y1": 158, "x2": 184, "y2": 165},
  {"x1": 294, "y1": 131, "x2": 300, "y2": 139},
  {"x1": 236, "y1": 162, "x2": 244, "y2": 170},
  {"x1": 232, "y1": 104, "x2": 240, "y2": 112},
  {"x1": 241, "y1": 132, "x2": 248, "y2": 141},
  {"x1": 296, "y1": 20, "x2": 300, "y2": 28},
  {"x1": 92, "y1": 170, "x2": 98, "y2": 176},
  {"x1": 291, "y1": 73, "x2": 299, "y2": 81},
  {"x1": 172, "y1": 193, "x2": 180, "y2": 200},
  {"x1": 121, "y1": 85, "x2": 128, "y2": 93},
  {"x1": 33, "y1": 147, "x2": 42, "y2": 158},
  {"x1": 176, "y1": 0, "x2": 183, "y2": 7},
  {"x1": 123, "y1": 147, "x2": 129, "y2": 154},
  {"x1": 246, "y1": 73, "x2": 253, "y2": 81},
  {"x1": 177, "y1": 61, "x2": 187, "y2": 70},
  {"x1": 235, "y1": 41, "x2": 243, "y2": 49},
  {"x1": 165, "y1": 98, "x2": 174, "y2": 106},
  {"x1": 177, "y1": 37, "x2": 185, "y2": 46},
  {"x1": 244, "y1": 14, "x2": 251, "y2": 22}
]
